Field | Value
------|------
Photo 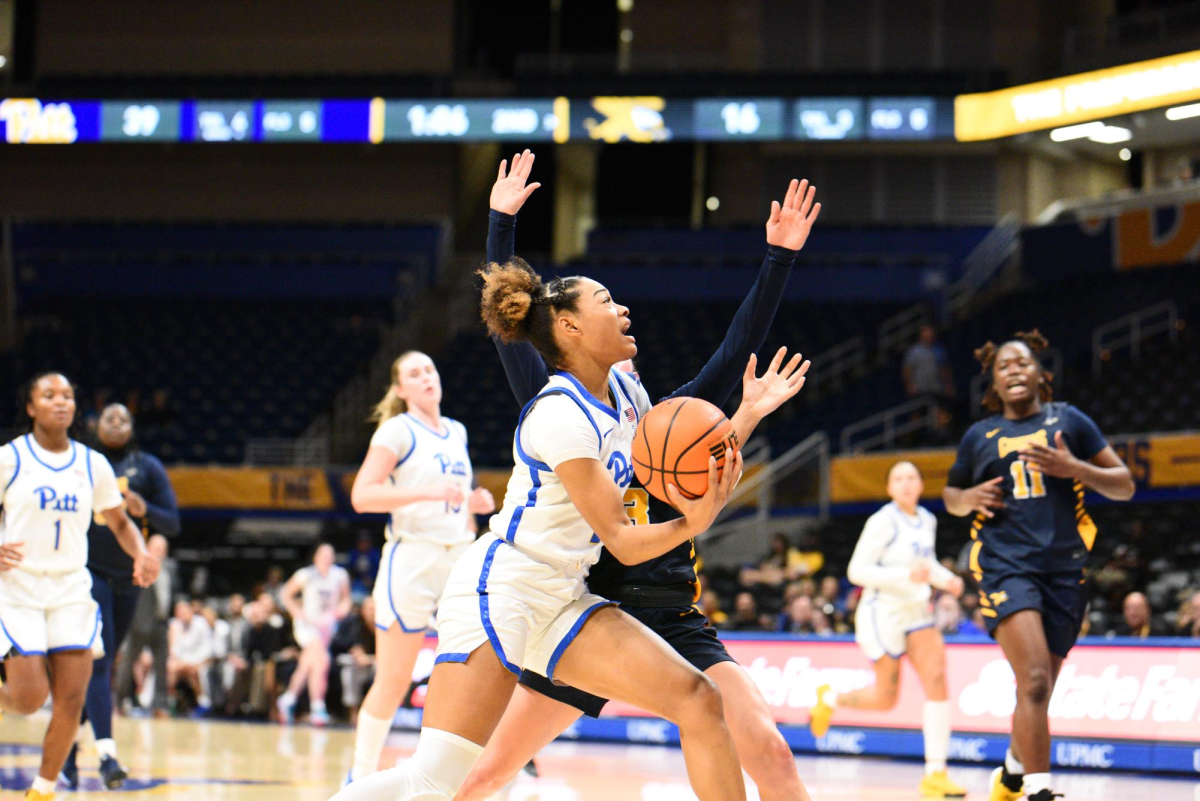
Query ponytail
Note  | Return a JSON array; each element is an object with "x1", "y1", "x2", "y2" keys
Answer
[
  {"x1": 369, "y1": 351, "x2": 423, "y2": 428},
  {"x1": 478, "y1": 257, "x2": 582, "y2": 368}
]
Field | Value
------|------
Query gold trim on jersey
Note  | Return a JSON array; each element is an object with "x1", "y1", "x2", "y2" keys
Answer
[
  {"x1": 1074, "y1": 479, "x2": 1098, "y2": 550},
  {"x1": 997, "y1": 429, "x2": 1048, "y2": 459}
]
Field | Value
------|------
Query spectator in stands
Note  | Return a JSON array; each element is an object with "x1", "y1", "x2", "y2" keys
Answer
[
  {"x1": 201, "y1": 606, "x2": 232, "y2": 711},
  {"x1": 1175, "y1": 591, "x2": 1200, "y2": 638},
  {"x1": 724, "y1": 592, "x2": 772, "y2": 632},
  {"x1": 935, "y1": 593, "x2": 983, "y2": 636},
  {"x1": 1109, "y1": 591, "x2": 1169, "y2": 638},
  {"x1": 138, "y1": 388, "x2": 178, "y2": 432},
  {"x1": 903, "y1": 324, "x2": 955, "y2": 443},
  {"x1": 791, "y1": 532, "x2": 825, "y2": 579},
  {"x1": 739, "y1": 533, "x2": 797, "y2": 589},
  {"x1": 347, "y1": 530, "x2": 381, "y2": 599},
  {"x1": 1108, "y1": 592, "x2": 1166, "y2": 633},
  {"x1": 232, "y1": 599, "x2": 286, "y2": 717},
  {"x1": 333, "y1": 598, "x2": 378, "y2": 724},
  {"x1": 698, "y1": 590, "x2": 727, "y2": 626},
  {"x1": 168, "y1": 599, "x2": 215, "y2": 713},
  {"x1": 778, "y1": 595, "x2": 817, "y2": 634},
  {"x1": 262, "y1": 566, "x2": 287, "y2": 607},
  {"x1": 117, "y1": 534, "x2": 174, "y2": 717}
]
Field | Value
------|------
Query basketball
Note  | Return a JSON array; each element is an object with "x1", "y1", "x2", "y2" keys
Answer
[{"x1": 632, "y1": 397, "x2": 740, "y2": 506}]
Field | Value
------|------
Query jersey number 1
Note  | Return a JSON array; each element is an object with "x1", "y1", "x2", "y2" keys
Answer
[{"x1": 1010, "y1": 461, "x2": 1046, "y2": 499}]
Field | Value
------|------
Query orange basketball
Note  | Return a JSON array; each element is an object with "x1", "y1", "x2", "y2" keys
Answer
[{"x1": 631, "y1": 397, "x2": 740, "y2": 507}]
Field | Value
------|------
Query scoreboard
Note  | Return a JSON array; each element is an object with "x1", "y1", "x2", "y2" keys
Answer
[{"x1": 0, "y1": 96, "x2": 955, "y2": 144}]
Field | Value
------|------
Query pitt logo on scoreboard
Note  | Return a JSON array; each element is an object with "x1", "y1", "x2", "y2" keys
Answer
[
  {"x1": 0, "y1": 98, "x2": 79, "y2": 144},
  {"x1": 998, "y1": 429, "x2": 1048, "y2": 459}
]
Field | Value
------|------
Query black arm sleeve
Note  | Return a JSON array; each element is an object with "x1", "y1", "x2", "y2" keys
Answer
[
  {"x1": 141, "y1": 453, "x2": 181, "y2": 536},
  {"x1": 663, "y1": 245, "x2": 798, "y2": 407},
  {"x1": 488, "y1": 210, "x2": 550, "y2": 407}
]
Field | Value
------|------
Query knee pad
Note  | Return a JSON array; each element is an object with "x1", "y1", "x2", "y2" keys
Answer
[{"x1": 405, "y1": 727, "x2": 485, "y2": 799}]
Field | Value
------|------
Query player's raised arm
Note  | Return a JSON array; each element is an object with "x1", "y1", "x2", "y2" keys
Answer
[{"x1": 728, "y1": 347, "x2": 810, "y2": 445}]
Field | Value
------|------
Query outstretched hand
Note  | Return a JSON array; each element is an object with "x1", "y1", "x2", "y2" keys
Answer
[
  {"x1": 765, "y1": 178, "x2": 821, "y2": 251},
  {"x1": 490, "y1": 149, "x2": 542, "y2": 215},
  {"x1": 740, "y1": 347, "x2": 811, "y2": 419}
]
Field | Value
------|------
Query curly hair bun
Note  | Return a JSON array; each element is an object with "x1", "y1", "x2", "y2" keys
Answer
[{"x1": 479, "y1": 258, "x2": 542, "y2": 342}]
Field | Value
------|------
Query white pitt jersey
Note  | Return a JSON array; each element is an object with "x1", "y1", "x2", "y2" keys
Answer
[
  {"x1": 370, "y1": 413, "x2": 474, "y2": 546},
  {"x1": 848, "y1": 502, "x2": 955, "y2": 605},
  {"x1": 0, "y1": 436, "x2": 123, "y2": 574},
  {"x1": 295, "y1": 564, "x2": 349, "y2": 626},
  {"x1": 490, "y1": 369, "x2": 651, "y2": 573}
]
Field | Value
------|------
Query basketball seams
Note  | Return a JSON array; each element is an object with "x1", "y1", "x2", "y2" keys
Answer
[{"x1": 660, "y1": 399, "x2": 688, "y2": 503}]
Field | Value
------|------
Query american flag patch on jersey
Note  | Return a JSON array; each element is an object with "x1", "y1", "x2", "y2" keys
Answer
[{"x1": 625, "y1": 407, "x2": 637, "y2": 423}]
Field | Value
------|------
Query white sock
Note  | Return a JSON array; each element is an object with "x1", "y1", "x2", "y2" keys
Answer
[
  {"x1": 198, "y1": 694, "x2": 211, "y2": 708},
  {"x1": 351, "y1": 710, "x2": 394, "y2": 780},
  {"x1": 336, "y1": 728, "x2": 483, "y2": 801},
  {"x1": 95, "y1": 737, "x2": 118, "y2": 761},
  {"x1": 922, "y1": 700, "x2": 950, "y2": 774},
  {"x1": 1006, "y1": 747, "x2": 1025, "y2": 776},
  {"x1": 312, "y1": 699, "x2": 327, "y2": 713},
  {"x1": 279, "y1": 691, "x2": 297, "y2": 707},
  {"x1": 32, "y1": 776, "x2": 56, "y2": 795},
  {"x1": 821, "y1": 689, "x2": 839, "y2": 709},
  {"x1": 1022, "y1": 772, "x2": 1050, "y2": 796}
]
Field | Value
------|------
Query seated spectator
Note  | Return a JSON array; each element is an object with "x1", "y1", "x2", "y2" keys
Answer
[
  {"x1": 168, "y1": 600, "x2": 214, "y2": 712},
  {"x1": 332, "y1": 597, "x2": 378, "y2": 724},
  {"x1": 778, "y1": 595, "x2": 818, "y2": 634},
  {"x1": 790, "y1": 533, "x2": 825, "y2": 580},
  {"x1": 935, "y1": 593, "x2": 983, "y2": 636},
  {"x1": 698, "y1": 590, "x2": 727, "y2": 626},
  {"x1": 1176, "y1": 591, "x2": 1200, "y2": 638},
  {"x1": 739, "y1": 533, "x2": 797, "y2": 589},
  {"x1": 723, "y1": 592, "x2": 772, "y2": 632},
  {"x1": 201, "y1": 606, "x2": 232, "y2": 713},
  {"x1": 1109, "y1": 591, "x2": 1170, "y2": 638},
  {"x1": 347, "y1": 530, "x2": 381, "y2": 599}
]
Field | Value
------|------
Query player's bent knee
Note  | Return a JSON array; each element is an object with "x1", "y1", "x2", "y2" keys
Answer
[
  {"x1": 1018, "y1": 664, "x2": 1052, "y2": 705},
  {"x1": 673, "y1": 672, "x2": 724, "y2": 728},
  {"x1": 12, "y1": 683, "x2": 50, "y2": 715}
]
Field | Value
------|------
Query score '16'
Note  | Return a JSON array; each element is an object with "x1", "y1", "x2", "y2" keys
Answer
[{"x1": 721, "y1": 102, "x2": 761, "y2": 135}]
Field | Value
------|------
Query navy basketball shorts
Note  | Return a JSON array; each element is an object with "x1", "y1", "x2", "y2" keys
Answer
[
  {"x1": 978, "y1": 569, "x2": 1089, "y2": 657},
  {"x1": 518, "y1": 605, "x2": 735, "y2": 718}
]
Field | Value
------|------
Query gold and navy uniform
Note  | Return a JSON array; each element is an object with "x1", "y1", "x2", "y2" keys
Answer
[
  {"x1": 946, "y1": 401, "x2": 1108, "y2": 656},
  {"x1": 488, "y1": 209, "x2": 797, "y2": 716}
]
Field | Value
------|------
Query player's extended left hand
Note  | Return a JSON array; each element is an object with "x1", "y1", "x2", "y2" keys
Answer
[
  {"x1": 765, "y1": 178, "x2": 821, "y2": 251},
  {"x1": 1019, "y1": 430, "x2": 1079, "y2": 479},
  {"x1": 133, "y1": 550, "x2": 161, "y2": 588},
  {"x1": 468, "y1": 486, "x2": 496, "y2": 515},
  {"x1": 490, "y1": 149, "x2": 542, "y2": 215},
  {"x1": 741, "y1": 347, "x2": 811, "y2": 419},
  {"x1": 946, "y1": 575, "x2": 965, "y2": 598}
]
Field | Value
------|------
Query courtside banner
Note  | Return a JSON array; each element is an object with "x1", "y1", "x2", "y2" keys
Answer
[
  {"x1": 402, "y1": 635, "x2": 1200, "y2": 772},
  {"x1": 605, "y1": 637, "x2": 1200, "y2": 744},
  {"x1": 168, "y1": 466, "x2": 335, "y2": 511}
]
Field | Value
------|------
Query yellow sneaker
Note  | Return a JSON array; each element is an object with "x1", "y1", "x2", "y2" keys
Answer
[
  {"x1": 808, "y1": 684, "x2": 835, "y2": 739},
  {"x1": 26, "y1": 789, "x2": 55, "y2": 801},
  {"x1": 988, "y1": 766, "x2": 1022, "y2": 801},
  {"x1": 920, "y1": 769, "x2": 967, "y2": 798}
]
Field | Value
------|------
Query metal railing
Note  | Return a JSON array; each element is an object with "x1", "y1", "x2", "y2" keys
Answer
[
  {"x1": 968, "y1": 347, "x2": 1064, "y2": 419},
  {"x1": 1036, "y1": 181, "x2": 1200, "y2": 226},
  {"x1": 840, "y1": 397, "x2": 938, "y2": 453},
  {"x1": 804, "y1": 337, "x2": 866, "y2": 402},
  {"x1": 244, "y1": 438, "x2": 330, "y2": 467},
  {"x1": 877, "y1": 304, "x2": 931, "y2": 361},
  {"x1": 1092, "y1": 301, "x2": 1180, "y2": 377},
  {"x1": 701, "y1": 431, "x2": 831, "y2": 545},
  {"x1": 944, "y1": 213, "x2": 1021, "y2": 322}
]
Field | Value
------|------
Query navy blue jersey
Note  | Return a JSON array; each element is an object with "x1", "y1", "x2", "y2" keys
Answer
[
  {"x1": 487, "y1": 209, "x2": 796, "y2": 591},
  {"x1": 87, "y1": 448, "x2": 180, "y2": 584},
  {"x1": 946, "y1": 401, "x2": 1108, "y2": 575}
]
